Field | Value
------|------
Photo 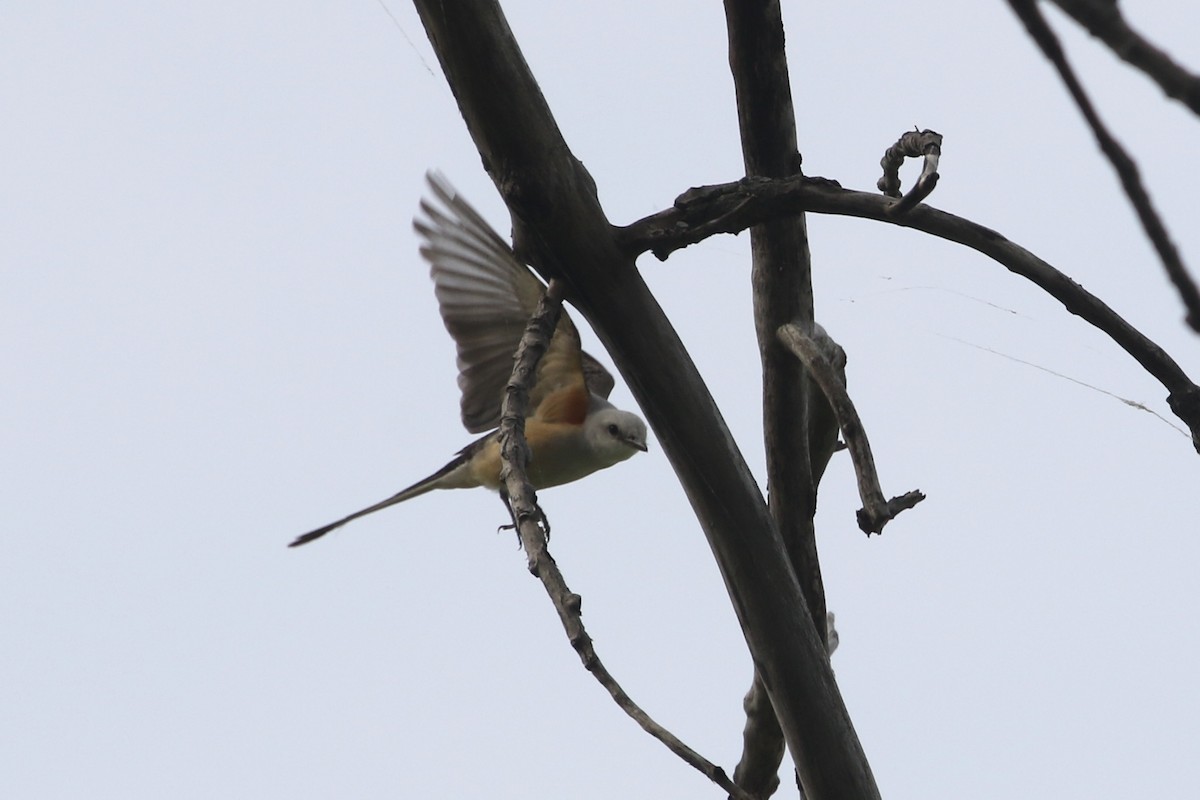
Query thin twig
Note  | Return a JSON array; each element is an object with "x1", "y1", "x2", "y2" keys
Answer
[
  {"x1": 497, "y1": 286, "x2": 558, "y2": 554},
  {"x1": 776, "y1": 323, "x2": 925, "y2": 535},
  {"x1": 876, "y1": 129, "x2": 943, "y2": 216},
  {"x1": 1008, "y1": 0, "x2": 1200, "y2": 333},
  {"x1": 498, "y1": 279, "x2": 754, "y2": 800}
]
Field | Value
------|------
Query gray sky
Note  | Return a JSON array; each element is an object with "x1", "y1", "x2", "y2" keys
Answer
[{"x1": 4, "y1": 2, "x2": 1198, "y2": 798}]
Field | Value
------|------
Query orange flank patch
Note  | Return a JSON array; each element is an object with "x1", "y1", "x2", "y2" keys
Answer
[{"x1": 533, "y1": 383, "x2": 588, "y2": 425}]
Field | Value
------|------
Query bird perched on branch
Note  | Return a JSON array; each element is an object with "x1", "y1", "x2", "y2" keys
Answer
[{"x1": 290, "y1": 173, "x2": 648, "y2": 547}]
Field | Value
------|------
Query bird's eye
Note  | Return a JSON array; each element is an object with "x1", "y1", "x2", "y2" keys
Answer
[{"x1": 607, "y1": 423, "x2": 619, "y2": 436}]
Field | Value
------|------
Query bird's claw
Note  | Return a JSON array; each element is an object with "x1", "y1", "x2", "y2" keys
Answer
[{"x1": 496, "y1": 508, "x2": 551, "y2": 546}]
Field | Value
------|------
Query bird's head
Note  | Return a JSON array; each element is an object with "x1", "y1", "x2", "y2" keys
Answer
[{"x1": 584, "y1": 407, "x2": 649, "y2": 467}]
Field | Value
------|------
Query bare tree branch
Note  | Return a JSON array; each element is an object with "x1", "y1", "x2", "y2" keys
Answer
[
  {"x1": 496, "y1": 283, "x2": 558, "y2": 550},
  {"x1": 777, "y1": 323, "x2": 926, "y2": 535},
  {"x1": 616, "y1": 175, "x2": 1200, "y2": 452},
  {"x1": 496, "y1": 279, "x2": 754, "y2": 800},
  {"x1": 1008, "y1": 0, "x2": 1200, "y2": 333},
  {"x1": 411, "y1": 3, "x2": 876, "y2": 798},
  {"x1": 733, "y1": 610, "x2": 842, "y2": 800},
  {"x1": 733, "y1": 674, "x2": 784, "y2": 800},
  {"x1": 1049, "y1": 0, "x2": 1200, "y2": 116},
  {"x1": 723, "y1": 0, "x2": 844, "y2": 795}
]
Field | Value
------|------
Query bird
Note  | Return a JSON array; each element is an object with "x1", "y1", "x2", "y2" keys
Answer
[{"x1": 289, "y1": 172, "x2": 648, "y2": 547}]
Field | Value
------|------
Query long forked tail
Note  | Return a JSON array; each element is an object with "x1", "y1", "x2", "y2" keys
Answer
[
  {"x1": 291, "y1": 431, "x2": 492, "y2": 547},
  {"x1": 288, "y1": 481, "x2": 437, "y2": 547}
]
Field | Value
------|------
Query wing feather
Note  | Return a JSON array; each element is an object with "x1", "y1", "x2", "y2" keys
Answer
[{"x1": 416, "y1": 172, "x2": 588, "y2": 433}]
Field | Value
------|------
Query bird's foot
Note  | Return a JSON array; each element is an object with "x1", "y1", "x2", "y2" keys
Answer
[{"x1": 496, "y1": 508, "x2": 551, "y2": 545}]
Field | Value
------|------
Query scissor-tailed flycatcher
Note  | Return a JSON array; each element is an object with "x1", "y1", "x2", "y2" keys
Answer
[{"x1": 290, "y1": 173, "x2": 648, "y2": 547}]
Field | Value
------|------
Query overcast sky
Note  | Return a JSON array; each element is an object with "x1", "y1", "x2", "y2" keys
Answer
[{"x1": 4, "y1": 2, "x2": 1199, "y2": 798}]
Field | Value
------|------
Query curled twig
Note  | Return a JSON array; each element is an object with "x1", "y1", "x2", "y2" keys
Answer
[
  {"x1": 877, "y1": 129, "x2": 942, "y2": 216},
  {"x1": 498, "y1": 279, "x2": 754, "y2": 800},
  {"x1": 776, "y1": 323, "x2": 925, "y2": 535}
]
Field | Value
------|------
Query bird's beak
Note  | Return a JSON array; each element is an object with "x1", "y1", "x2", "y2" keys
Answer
[{"x1": 627, "y1": 438, "x2": 648, "y2": 453}]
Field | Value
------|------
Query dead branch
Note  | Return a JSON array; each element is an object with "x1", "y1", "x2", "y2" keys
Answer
[
  {"x1": 616, "y1": 175, "x2": 1200, "y2": 452},
  {"x1": 723, "y1": 0, "x2": 843, "y2": 795},
  {"x1": 1007, "y1": 0, "x2": 1200, "y2": 333},
  {"x1": 1049, "y1": 0, "x2": 1200, "y2": 116},
  {"x1": 734, "y1": 610, "x2": 840, "y2": 800},
  {"x1": 777, "y1": 323, "x2": 926, "y2": 535},
  {"x1": 497, "y1": 284, "x2": 558, "y2": 552},
  {"x1": 733, "y1": 673, "x2": 784, "y2": 800},
  {"x1": 497, "y1": 279, "x2": 754, "y2": 800}
]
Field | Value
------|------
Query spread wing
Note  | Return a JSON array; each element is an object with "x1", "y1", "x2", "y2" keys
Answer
[{"x1": 416, "y1": 172, "x2": 608, "y2": 433}]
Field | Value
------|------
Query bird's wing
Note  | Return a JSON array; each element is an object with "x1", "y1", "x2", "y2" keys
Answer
[
  {"x1": 581, "y1": 351, "x2": 616, "y2": 400},
  {"x1": 416, "y1": 172, "x2": 592, "y2": 433}
]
